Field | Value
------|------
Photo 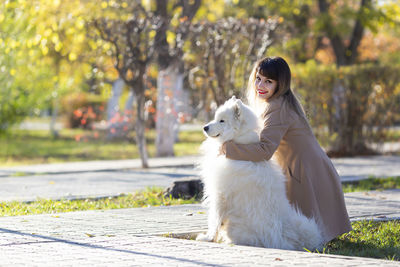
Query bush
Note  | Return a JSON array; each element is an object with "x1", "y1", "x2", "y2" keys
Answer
[
  {"x1": 60, "y1": 92, "x2": 106, "y2": 129},
  {"x1": 292, "y1": 62, "x2": 400, "y2": 155}
]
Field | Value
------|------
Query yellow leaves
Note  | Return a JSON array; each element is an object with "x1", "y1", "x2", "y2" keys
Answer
[
  {"x1": 51, "y1": 23, "x2": 58, "y2": 31},
  {"x1": 44, "y1": 28, "x2": 53, "y2": 37},
  {"x1": 51, "y1": 34, "x2": 59, "y2": 44},
  {"x1": 55, "y1": 42, "x2": 63, "y2": 52},
  {"x1": 207, "y1": 13, "x2": 216, "y2": 22},
  {"x1": 75, "y1": 18, "x2": 85, "y2": 30},
  {"x1": 103, "y1": 42, "x2": 111, "y2": 51},
  {"x1": 75, "y1": 33, "x2": 85, "y2": 43},
  {"x1": 10, "y1": 69, "x2": 16, "y2": 76},
  {"x1": 28, "y1": 49, "x2": 35, "y2": 57},
  {"x1": 0, "y1": 14, "x2": 4, "y2": 23},
  {"x1": 53, "y1": 0, "x2": 60, "y2": 7},
  {"x1": 121, "y1": 2, "x2": 128, "y2": 8},
  {"x1": 41, "y1": 46, "x2": 49, "y2": 56},
  {"x1": 26, "y1": 39, "x2": 33, "y2": 48},
  {"x1": 149, "y1": 30, "x2": 156, "y2": 39},
  {"x1": 166, "y1": 31, "x2": 176, "y2": 45},
  {"x1": 394, "y1": 84, "x2": 400, "y2": 96},
  {"x1": 9, "y1": 40, "x2": 20, "y2": 49},
  {"x1": 34, "y1": 34, "x2": 42, "y2": 45},
  {"x1": 101, "y1": 2, "x2": 108, "y2": 9},
  {"x1": 68, "y1": 52, "x2": 77, "y2": 61}
]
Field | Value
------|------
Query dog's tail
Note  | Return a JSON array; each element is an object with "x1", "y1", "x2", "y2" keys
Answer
[{"x1": 284, "y1": 212, "x2": 323, "y2": 251}]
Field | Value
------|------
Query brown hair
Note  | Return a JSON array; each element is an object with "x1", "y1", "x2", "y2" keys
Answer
[{"x1": 246, "y1": 56, "x2": 307, "y2": 119}]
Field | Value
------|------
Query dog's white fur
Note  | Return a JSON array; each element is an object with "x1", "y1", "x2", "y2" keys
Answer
[{"x1": 196, "y1": 96, "x2": 323, "y2": 250}]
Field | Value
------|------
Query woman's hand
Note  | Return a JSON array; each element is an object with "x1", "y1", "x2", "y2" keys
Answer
[{"x1": 218, "y1": 142, "x2": 228, "y2": 156}]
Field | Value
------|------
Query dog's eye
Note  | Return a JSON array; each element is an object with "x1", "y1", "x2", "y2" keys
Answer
[{"x1": 219, "y1": 120, "x2": 225, "y2": 123}]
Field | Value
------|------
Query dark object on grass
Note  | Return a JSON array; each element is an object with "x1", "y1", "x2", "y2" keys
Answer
[{"x1": 164, "y1": 177, "x2": 203, "y2": 200}]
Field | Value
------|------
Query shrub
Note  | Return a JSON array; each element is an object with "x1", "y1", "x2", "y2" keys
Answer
[
  {"x1": 292, "y1": 62, "x2": 400, "y2": 154},
  {"x1": 60, "y1": 92, "x2": 106, "y2": 129}
]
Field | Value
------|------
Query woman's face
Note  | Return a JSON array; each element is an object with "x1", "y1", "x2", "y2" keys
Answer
[{"x1": 255, "y1": 72, "x2": 278, "y2": 100}]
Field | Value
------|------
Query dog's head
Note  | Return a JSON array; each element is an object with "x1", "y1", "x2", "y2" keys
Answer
[{"x1": 203, "y1": 96, "x2": 258, "y2": 143}]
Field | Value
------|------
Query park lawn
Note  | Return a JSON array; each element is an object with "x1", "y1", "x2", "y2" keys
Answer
[
  {"x1": 324, "y1": 220, "x2": 400, "y2": 261},
  {"x1": 0, "y1": 128, "x2": 205, "y2": 166},
  {"x1": 0, "y1": 187, "x2": 198, "y2": 217},
  {"x1": 342, "y1": 176, "x2": 400, "y2": 193}
]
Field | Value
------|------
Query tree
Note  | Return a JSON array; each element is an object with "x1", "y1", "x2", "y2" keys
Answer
[
  {"x1": 226, "y1": 0, "x2": 400, "y2": 156},
  {"x1": 187, "y1": 17, "x2": 278, "y2": 112},
  {"x1": 316, "y1": 0, "x2": 399, "y2": 156},
  {"x1": 0, "y1": 0, "x2": 54, "y2": 132},
  {"x1": 153, "y1": 0, "x2": 201, "y2": 157},
  {"x1": 93, "y1": 3, "x2": 160, "y2": 168}
]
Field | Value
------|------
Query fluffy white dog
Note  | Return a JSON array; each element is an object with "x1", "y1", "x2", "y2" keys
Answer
[{"x1": 196, "y1": 96, "x2": 323, "y2": 251}]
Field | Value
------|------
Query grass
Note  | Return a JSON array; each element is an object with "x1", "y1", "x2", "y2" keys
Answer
[
  {"x1": 0, "y1": 187, "x2": 198, "y2": 217},
  {"x1": 0, "y1": 128, "x2": 205, "y2": 166},
  {"x1": 342, "y1": 176, "x2": 400, "y2": 193},
  {"x1": 324, "y1": 220, "x2": 400, "y2": 261}
]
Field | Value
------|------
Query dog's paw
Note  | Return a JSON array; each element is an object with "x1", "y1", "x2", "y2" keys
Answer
[{"x1": 196, "y1": 233, "x2": 213, "y2": 242}]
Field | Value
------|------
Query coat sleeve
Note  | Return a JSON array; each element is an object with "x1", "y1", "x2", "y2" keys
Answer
[{"x1": 223, "y1": 108, "x2": 290, "y2": 162}]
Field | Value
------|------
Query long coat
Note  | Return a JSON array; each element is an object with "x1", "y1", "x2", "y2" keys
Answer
[{"x1": 222, "y1": 96, "x2": 352, "y2": 243}]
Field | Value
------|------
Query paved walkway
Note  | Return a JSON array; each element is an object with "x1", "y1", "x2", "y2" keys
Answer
[
  {"x1": 0, "y1": 190, "x2": 399, "y2": 266},
  {"x1": 0, "y1": 155, "x2": 399, "y2": 202}
]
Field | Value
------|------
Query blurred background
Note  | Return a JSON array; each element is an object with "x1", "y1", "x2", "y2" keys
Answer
[{"x1": 1, "y1": 0, "x2": 399, "y2": 168}]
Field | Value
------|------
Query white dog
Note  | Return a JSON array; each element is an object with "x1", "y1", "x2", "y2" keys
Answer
[{"x1": 196, "y1": 96, "x2": 323, "y2": 251}]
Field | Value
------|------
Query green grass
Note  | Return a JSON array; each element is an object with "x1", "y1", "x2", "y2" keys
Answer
[
  {"x1": 323, "y1": 220, "x2": 400, "y2": 261},
  {"x1": 0, "y1": 128, "x2": 205, "y2": 166},
  {"x1": 342, "y1": 176, "x2": 400, "y2": 193},
  {"x1": 0, "y1": 187, "x2": 199, "y2": 217}
]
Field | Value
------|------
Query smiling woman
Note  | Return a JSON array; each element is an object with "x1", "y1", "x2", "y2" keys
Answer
[{"x1": 255, "y1": 73, "x2": 278, "y2": 100}]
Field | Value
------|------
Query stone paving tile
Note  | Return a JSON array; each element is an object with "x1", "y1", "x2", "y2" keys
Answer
[
  {"x1": 345, "y1": 190, "x2": 400, "y2": 221},
  {"x1": 0, "y1": 196, "x2": 399, "y2": 266}
]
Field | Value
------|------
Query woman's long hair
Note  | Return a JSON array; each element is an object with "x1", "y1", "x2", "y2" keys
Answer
[{"x1": 246, "y1": 57, "x2": 308, "y2": 122}]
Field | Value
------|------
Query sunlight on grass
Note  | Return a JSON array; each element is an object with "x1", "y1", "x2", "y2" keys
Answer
[
  {"x1": 0, "y1": 187, "x2": 199, "y2": 217},
  {"x1": 342, "y1": 176, "x2": 400, "y2": 193},
  {"x1": 0, "y1": 128, "x2": 204, "y2": 166},
  {"x1": 324, "y1": 220, "x2": 400, "y2": 261}
]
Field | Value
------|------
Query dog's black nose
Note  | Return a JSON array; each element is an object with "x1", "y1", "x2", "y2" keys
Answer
[{"x1": 203, "y1": 126, "x2": 209, "y2": 132}]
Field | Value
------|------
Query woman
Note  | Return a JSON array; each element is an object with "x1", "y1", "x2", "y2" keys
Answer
[{"x1": 220, "y1": 56, "x2": 352, "y2": 243}]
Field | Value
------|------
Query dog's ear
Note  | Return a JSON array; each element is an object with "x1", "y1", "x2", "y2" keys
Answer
[
  {"x1": 235, "y1": 98, "x2": 243, "y2": 107},
  {"x1": 234, "y1": 100, "x2": 241, "y2": 120},
  {"x1": 231, "y1": 95, "x2": 237, "y2": 101}
]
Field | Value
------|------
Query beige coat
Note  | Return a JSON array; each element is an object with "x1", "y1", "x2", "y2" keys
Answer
[{"x1": 222, "y1": 96, "x2": 352, "y2": 243}]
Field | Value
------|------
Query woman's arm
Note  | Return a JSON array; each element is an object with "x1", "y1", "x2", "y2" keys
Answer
[{"x1": 222, "y1": 109, "x2": 290, "y2": 162}]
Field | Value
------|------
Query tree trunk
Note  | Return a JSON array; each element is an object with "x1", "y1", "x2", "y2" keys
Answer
[
  {"x1": 134, "y1": 90, "x2": 149, "y2": 168},
  {"x1": 50, "y1": 98, "x2": 59, "y2": 138},
  {"x1": 319, "y1": 0, "x2": 372, "y2": 157},
  {"x1": 156, "y1": 65, "x2": 185, "y2": 157},
  {"x1": 107, "y1": 78, "x2": 124, "y2": 121}
]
